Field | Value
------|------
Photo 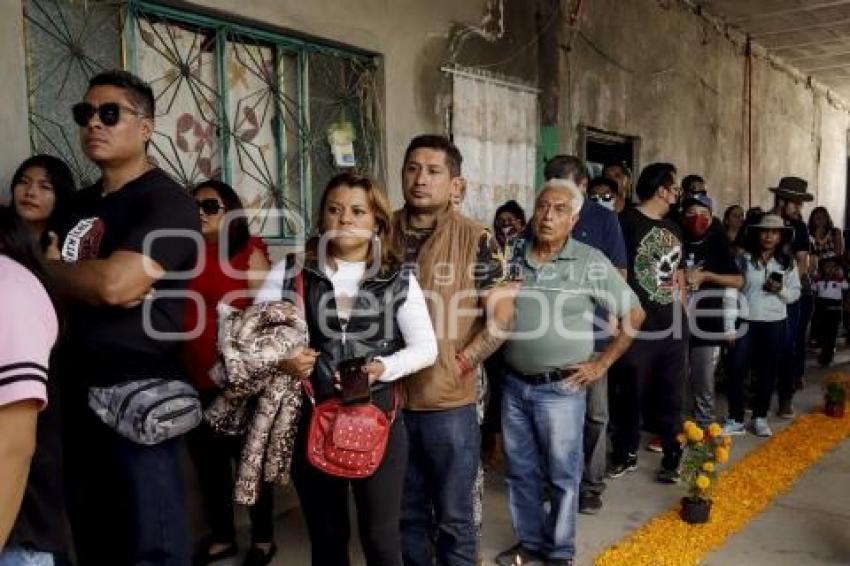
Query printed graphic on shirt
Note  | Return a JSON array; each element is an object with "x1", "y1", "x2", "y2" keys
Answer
[
  {"x1": 61, "y1": 217, "x2": 105, "y2": 262},
  {"x1": 634, "y1": 226, "x2": 681, "y2": 304}
]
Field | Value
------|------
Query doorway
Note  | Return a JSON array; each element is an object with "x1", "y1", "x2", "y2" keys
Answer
[{"x1": 579, "y1": 125, "x2": 640, "y2": 202}]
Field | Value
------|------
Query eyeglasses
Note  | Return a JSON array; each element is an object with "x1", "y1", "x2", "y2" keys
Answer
[
  {"x1": 72, "y1": 102, "x2": 143, "y2": 127},
  {"x1": 590, "y1": 193, "x2": 615, "y2": 202},
  {"x1": 196, "y1": 198, "x2": 224, "y2": 215}
]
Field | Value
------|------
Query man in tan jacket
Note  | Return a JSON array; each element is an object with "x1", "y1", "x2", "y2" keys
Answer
[{"x1": 393, "y1": 135, "x2": 516, "y2": 565}]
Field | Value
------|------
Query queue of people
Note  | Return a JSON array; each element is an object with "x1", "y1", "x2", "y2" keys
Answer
[{"x1": 0, "y1": 68, "x2": 844, "y2": 566}]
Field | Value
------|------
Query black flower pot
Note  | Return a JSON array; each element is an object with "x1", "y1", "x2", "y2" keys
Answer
[
  {"x1": 825, "y1": 400, "x2": 845, "y2": 418},
  {"x1": 680, "y1": 497, "x2": 712, "y2": 524}
]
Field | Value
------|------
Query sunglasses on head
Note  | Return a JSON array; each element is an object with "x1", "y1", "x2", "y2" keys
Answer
[
  {"x1": 72, "y1": 102, "x2": 142, "y2": 127},
  {"x1": 197, "y1": 198, "x2": 224, "y2": 215}
]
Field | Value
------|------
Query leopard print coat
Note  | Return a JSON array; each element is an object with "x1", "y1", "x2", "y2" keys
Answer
[{"x1": 204, "y1": 300, "x2": 308, "y2": 505}]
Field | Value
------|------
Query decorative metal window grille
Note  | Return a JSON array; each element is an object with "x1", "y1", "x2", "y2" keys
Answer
[{"x1": 23, "y1": 0, "x2": 384, "y2": 240}]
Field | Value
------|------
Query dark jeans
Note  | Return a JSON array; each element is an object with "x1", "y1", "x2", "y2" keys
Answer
[
  {"x1": 610, "y1": 335, "x2": 687, "y2": 470},
  {"x1": 64, "y1": 386, "x2": 191, "y2": 566},
  {"x1": 401, "y1": 405, "x2": 480, "y2": 566},
  {"x1": 814, "y1": 298, "x2": 842, "y2": 365},
  {"x1": 293, "y1": 412, "x2": 408, "y2": 566},
  {"x1": 727, "y1": 319, "x2": 787, "y2": 421},
  {"x1": 778, "y1": 298, "x2": 808, "y2": 401},
  {"x1": 186, "y1": 395, "x2": 274, "y2": 544}
]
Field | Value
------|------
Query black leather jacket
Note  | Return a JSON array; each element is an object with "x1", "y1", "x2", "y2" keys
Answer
[{"x1": 285, "y1": 257, "x2": 410, "y2": 406}]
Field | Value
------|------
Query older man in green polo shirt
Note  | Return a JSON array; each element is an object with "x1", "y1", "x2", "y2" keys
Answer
[{"x1": 495, "y1": 179, "x2": 645, "y2": 566}]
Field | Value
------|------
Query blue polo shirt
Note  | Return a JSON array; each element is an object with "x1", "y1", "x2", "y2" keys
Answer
[{"x1": 572, "y1": 200, "x2": 628, "y2": 350}]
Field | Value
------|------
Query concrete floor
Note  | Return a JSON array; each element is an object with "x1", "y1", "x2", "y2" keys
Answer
[{"x1": 211, "y1": 351, "x2": 850, "y2": 566}]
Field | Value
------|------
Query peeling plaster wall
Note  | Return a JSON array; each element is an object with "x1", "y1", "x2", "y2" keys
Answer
[
  {"x1": 559, "y1": 0, "x2": 849, "y2": 225},
  {"x1": 0, "y1": 0, "x2": 32, "y2": 201}
]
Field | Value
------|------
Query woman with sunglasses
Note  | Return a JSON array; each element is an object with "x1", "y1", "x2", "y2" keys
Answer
[
  {"x1": 256, "y1": 171, "x2": 437, "y2": 566},
  {"x1": 182, "y1": 180, "x2": 275, "y2": 566}
]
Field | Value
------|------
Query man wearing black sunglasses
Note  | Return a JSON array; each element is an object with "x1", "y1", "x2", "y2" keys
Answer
[
  {"x1": 47, "y1": 70, "x2": 200, "y2": 565},
  {"x1": 588, "y1": 177, "x2": 620, "y2": 212}
]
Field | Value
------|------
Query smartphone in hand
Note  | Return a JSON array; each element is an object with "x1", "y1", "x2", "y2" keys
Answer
[
  {"x1": 764, "y1": 271, "x2": 783, "y2": 292},
  {"x1": 338, "y1": 356, "x2": 371, "y2": 405}
]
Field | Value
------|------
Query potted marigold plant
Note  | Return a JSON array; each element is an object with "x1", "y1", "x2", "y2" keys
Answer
[
  {"x1": 823, "y1": 372, "x2": 848, "y2": 418},
  {"x1": 676, "y1": 421, "x2": 732, "y2": 524}
]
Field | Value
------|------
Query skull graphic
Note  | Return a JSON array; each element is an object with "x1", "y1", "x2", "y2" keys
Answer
[
  {"x1": 655, "y1": 246, "x2": 682, "y2": 289},
  {"x1": 634, "y1": 227, "x2": 682, "y2": 304}
]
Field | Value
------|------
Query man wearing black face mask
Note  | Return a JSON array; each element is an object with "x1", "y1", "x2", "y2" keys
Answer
[{"x1": 680, "y1": 196, "x2": 743, "y2": 429}]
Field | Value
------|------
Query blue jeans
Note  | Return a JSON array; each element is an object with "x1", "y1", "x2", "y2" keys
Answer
[
  {"x1": 401, "y1": 405, "x2": 480, "y2": 566},
  {"x1": 0, "y1": 549, "x2": 55, "y2": 566},
  {"x1": 501, "y1": 373, "x2": 586, "y2": 560},
  {"x1": 65, "y1": 396, "x2": 191, "y2": 566}
]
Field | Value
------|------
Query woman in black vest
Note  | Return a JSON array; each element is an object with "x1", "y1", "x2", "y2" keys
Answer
[{"x1": 258, "y1": 172, "x2": 437, "y2": 566}]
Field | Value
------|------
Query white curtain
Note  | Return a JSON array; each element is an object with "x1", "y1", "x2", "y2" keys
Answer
[{"x1": 451, "y1": 74, "x2": 538, "y2": 227}]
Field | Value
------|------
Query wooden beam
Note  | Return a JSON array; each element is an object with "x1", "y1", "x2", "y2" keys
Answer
[
  {"x1": 786, "y1": 48, "x2": 850, "y2": 62},
  {"x1": 728, "y1": 0, "x2": 850, "y2": 23},
  {"x1": 750, "y1": 17, "x2": 850, "y2": 38}
]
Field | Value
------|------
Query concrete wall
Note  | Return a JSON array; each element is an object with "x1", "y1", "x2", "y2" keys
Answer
[
  {"x1": 556, "y1": 0, "x2": 850, "y2": 225},
  {"x1": 2, "y1": 0, "x2": 845, "y2": 226},
  {"x1": 0, "y1": 0, "x2": 540, "y2": 208},
  {"x1": 0, "y1": 0, "x2": 34, "y2": 202}
]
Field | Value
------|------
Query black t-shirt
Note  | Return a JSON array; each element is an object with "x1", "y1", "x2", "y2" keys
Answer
[
  {"x1": 685, "y1": 225, "x2": 740, "y2": 345},
  {"x1": 60, "y1": 168, "x2": 201, "y2": 385},
  {"x1": 619, "y1": 207, "x2": 685, "y2": 332}
]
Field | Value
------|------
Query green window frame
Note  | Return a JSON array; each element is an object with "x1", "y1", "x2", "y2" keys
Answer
[{"x1": 24, "y1": 0, "x2": 385, "y2": 242}]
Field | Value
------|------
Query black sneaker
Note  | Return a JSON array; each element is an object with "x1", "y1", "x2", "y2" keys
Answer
[
  {"x1": 656, "y1": 467, "x2": 680, "y2": 484},
  {"x1": 777, "y1": 399, "x2": 795, "y2": 420},
  {"x1": 495, "y1": 543, "x2": 544, "y2": 566},
  {"x1": 578, "y1": 492, "x2": 603, "y2": 515},
  {"x1": 607, "y1": 454, "x2": 637, "y2": 478}
]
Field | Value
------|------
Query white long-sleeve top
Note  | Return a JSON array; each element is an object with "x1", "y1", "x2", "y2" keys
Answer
[
  {"x1": 737, "y1": 253, "x2": 802, "y2": 322},
  {"x1": 256, "y1": 259, "x2": 437, "y2": 383}
]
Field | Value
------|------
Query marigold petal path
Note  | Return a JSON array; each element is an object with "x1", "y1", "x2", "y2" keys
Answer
[{"x1": 595, "y1": 408, "x2": 850, "y2": 566}]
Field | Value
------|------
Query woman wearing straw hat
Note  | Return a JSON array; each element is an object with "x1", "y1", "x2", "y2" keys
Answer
[{"x1": 723, "y1": 214, "x2": 801, "y2": 438}]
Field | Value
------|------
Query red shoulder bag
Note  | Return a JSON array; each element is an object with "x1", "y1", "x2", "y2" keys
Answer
[{"x1": 294, "y1": 270, "x2": 396, "y2": 479}]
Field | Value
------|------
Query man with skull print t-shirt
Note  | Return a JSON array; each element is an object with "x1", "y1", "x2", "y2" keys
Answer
[
  {"x1": 608, "y1": 163, "x2": 688, "y2": 485},
  {"x1": 620, "y1": 210, "x2": 684, "y2": 332}
]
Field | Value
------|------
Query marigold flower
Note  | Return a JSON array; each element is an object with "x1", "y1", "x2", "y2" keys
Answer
[
  {"x1": 716, "y1": 447, "x2": 729, "y2": 463},
  {"x1": 676, "y1": 433, "x2": 688, "y2": 445},
  {"x1": 683, "y1": 420, "x2": 697, "y2": 432},
  {"x1": 695, "y1": 475, "x2": 711, "y2": 489},
  {"x1": 687, "y1": 427, "x2": 705, "y2": 442},
  {"x1": 702, "y1": 462, "x2": 715, "y2": 473},
  {"x1": 708, "y1": 423, "x2": 722, "y2": 437},
  {"x1": 722, "y1": 435, "x2": 733, "y2": 447}
]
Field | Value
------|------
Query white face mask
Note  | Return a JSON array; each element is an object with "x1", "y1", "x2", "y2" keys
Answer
[{"x1": 590, "y1": 194, "x2": 616, "y2": 211}]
